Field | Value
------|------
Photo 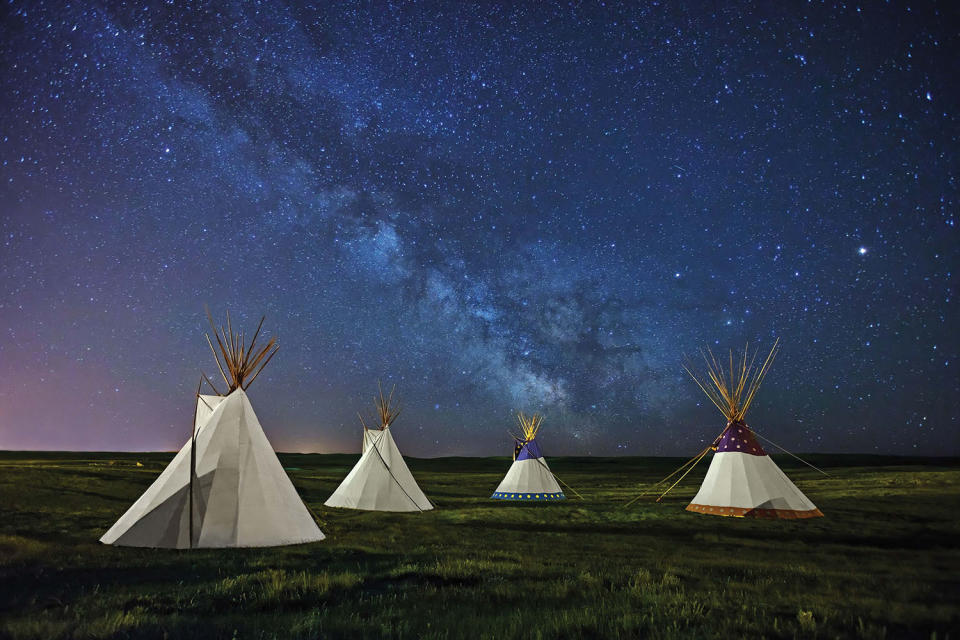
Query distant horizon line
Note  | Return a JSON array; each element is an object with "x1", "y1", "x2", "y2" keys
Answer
[{"x1": 1, "y1": 449, "x2": 958, "y2": 460}]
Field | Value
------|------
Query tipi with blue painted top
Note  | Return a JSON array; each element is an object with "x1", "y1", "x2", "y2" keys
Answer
[{"x1": 491, "y1": 412, "x2": 564, "y2": 501}]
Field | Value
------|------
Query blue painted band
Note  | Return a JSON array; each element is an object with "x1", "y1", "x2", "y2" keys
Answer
[{"x1": 490, "y1": 491, "x2": 566, "y2": 501}]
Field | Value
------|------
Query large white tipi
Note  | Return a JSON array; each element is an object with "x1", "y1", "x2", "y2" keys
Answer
[
  {"x1": 324, "y1": 384, "x2": 433, "y2": 512},
  {"x1": 682, "y1": 340, "x2": 822, "y2": 519},
  {"x1": 100, "y1": 313, "x2": 325, "y2": 548},
  {"x1": 491, "y1": 412, "x2": 565, "y2": 501}
]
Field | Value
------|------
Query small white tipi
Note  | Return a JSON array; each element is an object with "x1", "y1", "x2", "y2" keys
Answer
[
  {"x1": 324, "y1": 384, "x2": 433, "y2": 512},
  {"x1": 491, "y1": 412, "x2": 565, "y2": 501},
  {"x1": 100, "y1": 313, "x2": 325, "y2": 548},
  {"x1": 682, "y1": 340, "x2": 822, "y2": 519}
]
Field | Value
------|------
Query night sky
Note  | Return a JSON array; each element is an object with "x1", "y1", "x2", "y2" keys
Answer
[{"x1": 1, "y1": 2, "x2": 957, "y2": 457}]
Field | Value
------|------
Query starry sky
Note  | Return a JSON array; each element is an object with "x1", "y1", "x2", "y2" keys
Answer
[{"x1": 0, "y1": 1, "x2": 957, "y2": 457}]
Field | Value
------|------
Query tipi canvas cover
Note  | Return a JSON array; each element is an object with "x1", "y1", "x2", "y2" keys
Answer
[
  {"x1": 325, "y1": 426, "x2": 433, "y2": 512},
  {"x1": 101, "y1": 311, "x2": 325, "y2": 547},
  {"x1": 682, "y1": 340, "x2": 822, "y2": 519},
  {"x1": 361, "y1": 428, "x2": 379, "y2": 454},
  {"x1": 491, "y1": 413, "x2": 564, "y2": 501},
  {"x1": 687, "y1": 421, "x2": 822, "y2": 518},
  {"x1": 324, "y1": 384, "x2": 433, "y2": 512},
  {"x1": 101, "y1": 389, "x2": 325, "y2": 547}
]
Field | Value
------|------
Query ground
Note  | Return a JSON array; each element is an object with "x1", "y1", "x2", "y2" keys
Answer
[{"x1": 0, "y1": 451, "x2": 958, "y2": 639}]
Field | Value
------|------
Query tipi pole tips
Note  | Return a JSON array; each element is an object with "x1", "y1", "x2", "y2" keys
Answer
[
  {"x1": 683, "y1": 339, "x2": 781, "y2": 423},
  {"x1": 368, "y1": 381, "x2": 401, "y2": 429},
  {"x1": 514, "y1": 411, "x2": 545, "y2": 441},
  {"x1": 202, "y1": 308, "x2": 279, "y2": 394},
  {"x1": 200, "y1": 371, "x2": 223, "y2": 397}
]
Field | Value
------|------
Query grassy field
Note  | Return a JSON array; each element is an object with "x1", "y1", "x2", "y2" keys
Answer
[{"x1": 0, "y1": 451, "x2": 958, "y2": 639}]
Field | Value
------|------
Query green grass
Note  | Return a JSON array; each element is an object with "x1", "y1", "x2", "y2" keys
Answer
[{"x1": 0, "y1": 451, "x2": 958, "y2": 639}]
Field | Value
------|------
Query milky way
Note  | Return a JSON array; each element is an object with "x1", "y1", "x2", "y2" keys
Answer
[{"x1": 0, "y1": 2, "x2": 957, "y2": 456}]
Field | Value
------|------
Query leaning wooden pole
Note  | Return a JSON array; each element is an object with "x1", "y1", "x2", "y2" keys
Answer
[
  {"x1": 189, "y1": 379, "x2": 201, "y2": 549},
  {"x1": 655, "y1": 446, "x2": 712, "y2": 502}
]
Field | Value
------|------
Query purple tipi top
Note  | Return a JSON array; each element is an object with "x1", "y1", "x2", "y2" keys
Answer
[
  {"x1": 515, "y1": 438, "x2": 544, "y2": 460},
  {"x1": 715, "y1": 421, "x2": 766, "y2": 456}
]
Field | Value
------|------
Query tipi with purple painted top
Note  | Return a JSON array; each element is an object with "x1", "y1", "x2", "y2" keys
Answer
[
  {"x1": 491, "y1": 412, "x2": 565, "y2": 501},
  {"x1": 683, "y1": 340, "x2": 823, "y2": 519}
]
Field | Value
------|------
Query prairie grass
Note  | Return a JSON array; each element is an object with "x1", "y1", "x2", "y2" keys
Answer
[{"x1": 0, "y1": 452, "x2": 957, "y2": 638}]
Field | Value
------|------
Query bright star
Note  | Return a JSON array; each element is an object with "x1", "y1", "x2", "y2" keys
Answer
[{"x1": 858, "y1": 247, "x2": 867, "y2": 255}]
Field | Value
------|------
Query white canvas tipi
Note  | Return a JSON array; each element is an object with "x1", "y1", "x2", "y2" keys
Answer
[
  {"x1": 324, "y1": 385, "x2": 433, "y2": 512},
  {"x1": 682, "y1": 340, "x2": 822, "y2": 519},
  {"x1": 491, "y1": 413, "x2": 565, "y2": 501},
  {"x1": 100, "y1": 313, "x2": 325, "y2": 548}
]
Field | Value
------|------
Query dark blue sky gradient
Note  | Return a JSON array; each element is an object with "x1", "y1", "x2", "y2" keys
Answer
[{"x1": 0, "y1": 2, "x2": 957, "y2": 455}]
